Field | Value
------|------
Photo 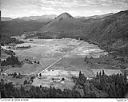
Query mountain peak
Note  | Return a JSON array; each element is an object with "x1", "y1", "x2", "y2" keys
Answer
[{"x1": 56, "y1": 12, "x2": 73, "y2": 20}]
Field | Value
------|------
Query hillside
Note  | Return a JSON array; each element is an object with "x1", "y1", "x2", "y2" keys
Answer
[
  {"x1": 39, "y1": 10, "x2": 128, "y2": 56},
  {"x1": 1, "y1": 15, "x2": 56, "y2": 37},
  {"x1": 84, "y1": 10, "x2": 128, "y2": 56},
  {"x1": 39, "y1": 10, "x2": 128, "y2": 40},
  {"x1": 40, "y1": 12, "x2": 84, "y2": 33},
  {"x1": 1, "y1": 20, "x2": 48, "y2": 37},
  {"x1": 85, "y1": 10, "x2": 128, "y2": 41},
  {"x1": 1, "y1": 10, "x2": 128, "y2": 56}
]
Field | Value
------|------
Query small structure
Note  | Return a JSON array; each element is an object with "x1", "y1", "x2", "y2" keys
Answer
[
  {"x1": 52, "y1": 77, "x2": 61, "y2": 82},
  {"x1": 38, "y1": 73, "x2": 42, "y2": 79},
  {"x1": 61, "y1": 78, "x2": 65, "y2": 81},
  {"x1": 87, "y1": 77, "x2": 93, "y2": 80},
  {"x1": 1, "y1": 72, "x2": 8, "y2": 76}
]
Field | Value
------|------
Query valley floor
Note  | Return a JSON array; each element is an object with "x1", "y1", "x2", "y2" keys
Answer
[{"x1": 1, "y1": 38, "x2": 127, "y2": 90}]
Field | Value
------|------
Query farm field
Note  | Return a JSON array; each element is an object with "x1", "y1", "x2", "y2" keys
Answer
[
  {"x1": 1, "y1": 38, "x2": 124, "y2": 89},
  {"x1": 3, "y1": 38, "x2": 107, "y2": 74}
]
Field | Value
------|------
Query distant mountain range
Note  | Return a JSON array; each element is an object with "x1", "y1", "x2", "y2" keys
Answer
[
  {"x1": 1, "y1": 10, "x2": 128, "y2": 56},
  {"x1": 76, "y1": 13, "x2": 113, "y2": 19},
  {"x1": 1, "y1": 17, "x2": 13, "y2": 21},
  {"x1": 14, "y1": 15, "x2": 56, "y2": 22},
  {"x1": 1, "y1": 15, "x2": 56, "y2": 22}
]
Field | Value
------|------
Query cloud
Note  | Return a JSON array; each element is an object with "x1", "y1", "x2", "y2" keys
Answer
[{"x1": 1, "y1": 0, "x2": 128, "y2": 18}]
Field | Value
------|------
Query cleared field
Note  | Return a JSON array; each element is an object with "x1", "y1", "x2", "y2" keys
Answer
[
  {"x1": 4, "y1": 38, "x2": 108, "y2": 75},
  {"x1": 5, "y1": 63, "x2": 43, "y2": 75},
  {"x1": 50, "y1": 57, "x2": 95, "y2": 78},
  {"x1": 65, "y1": 42, "x2": 108, "y2": 58},
  {"x1": 3, "y1": 38, "x2": 110, "y2": 89},
  {"x1": 32, "y1": 70, "x2": 78, "y2": 90}
]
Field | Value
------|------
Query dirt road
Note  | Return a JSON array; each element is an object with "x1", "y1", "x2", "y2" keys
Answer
[{"x1": 38, "y1": 41, "x2": 84, "y2": 74}]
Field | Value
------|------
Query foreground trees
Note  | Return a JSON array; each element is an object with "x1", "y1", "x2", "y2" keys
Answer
[
  {"x1": 0, "y1": 71, "x2": 127, "y2": 98},
  {"x1": 91, "y1": 71, "x2": 128, "y2": 97},
  {"x1": 1, "y1": 55, "x2": 21, "y2": 66}
]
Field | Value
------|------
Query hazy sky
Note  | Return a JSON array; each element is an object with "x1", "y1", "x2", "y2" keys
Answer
[{"x1": 1, "y1": 0, "x2": 128, "y2": 18}]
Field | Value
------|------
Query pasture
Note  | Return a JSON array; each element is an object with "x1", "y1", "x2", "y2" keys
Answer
[{"x1": 2, "y1": 38, "x2": 122, "y2": 89}]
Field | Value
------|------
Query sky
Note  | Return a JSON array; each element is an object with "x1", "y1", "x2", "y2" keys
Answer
[{"x1": 1, "y1": 0, "x2": 128, "y2": 18}]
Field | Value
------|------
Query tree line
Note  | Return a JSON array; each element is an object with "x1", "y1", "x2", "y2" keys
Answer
[
  {"x1": 0, "y1": 70, "x2": 127, "y2": 98},
  {"x1": 1, "y1": 55, "x2": 21, "y2": 66}
]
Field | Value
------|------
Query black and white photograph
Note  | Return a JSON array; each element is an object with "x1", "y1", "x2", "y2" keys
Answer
[{"x1": 0, "y1": 0, "x2": 128, "y2": 100}]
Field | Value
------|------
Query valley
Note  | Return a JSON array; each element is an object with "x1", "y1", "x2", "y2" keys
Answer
[
  {"x1": 1, "y1": 37, "x2": 127, "y2": 90},
  {"x1": 1, "y1": 10, "x2": 128, "y2": 98}
]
